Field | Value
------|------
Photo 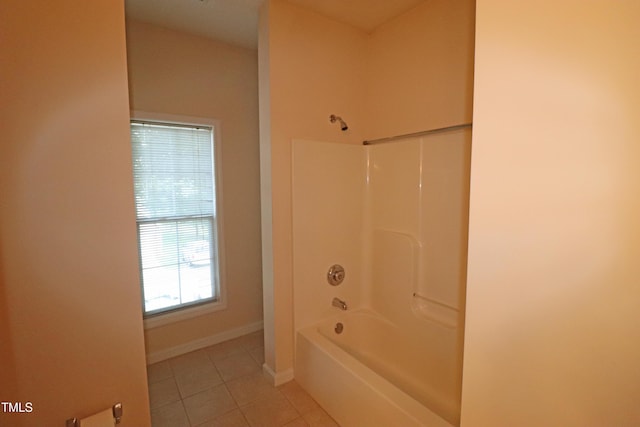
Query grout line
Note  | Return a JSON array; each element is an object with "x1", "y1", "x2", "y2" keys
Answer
[{"x1": 148, "y1": 333, "x2": 268, "y2": 427}]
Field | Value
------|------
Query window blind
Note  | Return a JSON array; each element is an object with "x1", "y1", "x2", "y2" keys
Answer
[
  {"x1": 130, "y1": 121, "x2": 219, "y2": 315},
  {"x1": 130, "y1": 121, "x2": 215, "y2": 220}
]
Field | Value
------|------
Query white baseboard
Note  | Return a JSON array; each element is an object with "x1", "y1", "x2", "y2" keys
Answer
[
  {"x1": 262, "y1": 363, "x2": 294, "y2": 386},
  {"x1": 146, "y1": 320, "x2": 264, "y2": 365}
]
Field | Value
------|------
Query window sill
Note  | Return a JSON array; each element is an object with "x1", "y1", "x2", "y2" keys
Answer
[{"x1": 143, "y1": 299, "x2": 227, "y2": 330}]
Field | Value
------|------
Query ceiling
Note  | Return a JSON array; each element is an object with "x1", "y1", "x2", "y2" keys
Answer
[{"x1": 125, "y1": 0, "x2": 425, "y2": 49}]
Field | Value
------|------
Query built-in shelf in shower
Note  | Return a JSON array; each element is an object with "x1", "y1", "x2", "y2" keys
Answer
[{"x1": 410, "y1": 292, "x2": 458, "y2": 329}]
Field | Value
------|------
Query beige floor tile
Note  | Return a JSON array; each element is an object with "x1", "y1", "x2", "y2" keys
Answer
[
  {"x1": 194, "y1": 408, "x2": 250, "y2": 427},
  {"x1": 248, "y1": 346, "x2": 265, "y2": 366},
  {"x1": 240, "y1": 394, "x2": 300, "y2": 427},
  {"x1": 206, "y1": 338, "x2": 247, "y2": 362},
  {"x1": 183, "y1": 384, "x2": 238, "y2": 426},
  {"x1": 146, "y1": 330, "x2": 311, "y2": 427},
  {"x1": 226, "y1": 372, "x2": 282, "y2": 406},
  {"x1": 147, "y1": 360, "x2": 173, "y2": 384},
  {"x1": 283, "y1": 417, "x2": 310, "y2": 427},
  {"x1": 215, "y1": 352, "x2": 261, "y2": 382},
  {"x1": 302, "y1": 407, "x2": 339, "y2": 427},
  {"x1": 149, "y1": 377, "x2": 181, "y2": 409},
  {"x1": 278, "y1": 381, "x2": 319, "y2": 415},
  {"x1": 239, "y1": 331, "x2": 264, "y2": 350},
  {"x1": 175, "y1": 363, "x2": 223, "y2": 398},
  {"x1": 150, "y1": 400, "x2": 190, "y2": 427},
  {"x1": 170, "y1": 350, "x2": 215, "y2": 377}
]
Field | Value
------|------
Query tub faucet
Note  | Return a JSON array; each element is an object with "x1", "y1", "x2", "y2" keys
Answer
[{"x1": 332, "y1": 297, "x2": 348, "y2": 311}]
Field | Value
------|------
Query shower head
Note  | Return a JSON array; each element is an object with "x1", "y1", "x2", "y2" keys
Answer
[{"x1": 329, "y1": 114, "x2": 348, "y2": 131}]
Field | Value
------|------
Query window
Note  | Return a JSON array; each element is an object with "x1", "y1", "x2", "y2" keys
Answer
[{"x1": 130, "y1": 118, "x2": 222, "y2": 317}]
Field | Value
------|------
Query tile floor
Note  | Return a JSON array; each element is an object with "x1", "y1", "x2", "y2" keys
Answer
[{"x1": 147, "y1": 331, "x2": 340, "y2": 427}]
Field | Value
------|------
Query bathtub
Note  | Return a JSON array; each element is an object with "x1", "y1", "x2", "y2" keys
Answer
[{"x1": 295, "y1": 309, "x2": 459, "y2": 427}]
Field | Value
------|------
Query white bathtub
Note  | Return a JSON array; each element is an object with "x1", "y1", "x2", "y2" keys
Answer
[{"x1": 295, "y1": 309, "x2": 458, "y2": 427}]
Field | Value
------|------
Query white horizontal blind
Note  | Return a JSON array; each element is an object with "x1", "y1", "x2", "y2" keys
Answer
[
  {"x1": 131, "y1": 122, "x2": 215, "y2": 220},
  {"x1": 130, "y1": 121, "x2": 219, "y2": 315}
]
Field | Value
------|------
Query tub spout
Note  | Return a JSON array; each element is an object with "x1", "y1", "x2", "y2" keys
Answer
[{"x1": 332, "y1": 297, "x2": 348, "y2": 311}]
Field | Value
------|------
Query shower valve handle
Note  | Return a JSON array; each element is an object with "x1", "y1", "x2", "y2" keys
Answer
[{"x1": 327, "y1": 264, "x2": 345, "y2": 286}]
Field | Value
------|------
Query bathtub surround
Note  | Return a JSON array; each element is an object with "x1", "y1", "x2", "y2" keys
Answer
[
  {"x1": 291, "y1": 127, "x2": 471, "y2": 426},
  {"x1": 291, "y1": 141, "x2": 365, "y2": 332}
]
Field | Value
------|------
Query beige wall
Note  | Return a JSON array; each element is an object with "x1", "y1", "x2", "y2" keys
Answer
[
  {"x1": 365, "y1": 0, "x2": 475, "y2": 140},
  {"x1": 0, "y1": 1, "x2": 150, "y2": 425},
  {"x1": 291, "y1": 141, "x2": 365, "y2": 330},
  {"x1": 260, "y1": 0, "x2": 474, "y2": 380},
  {"x1": 125, "y1": 20, "x2": 263, "y2": 355},
  {"x1": 461, "y1": 1, "x2": 640, "y2": 426},
  {"x1": 260, "y1": 0, "x2": 369, "y2": 378},
  {"x1": 257, "y1": 0, "x2": 277, "y2": 373}
]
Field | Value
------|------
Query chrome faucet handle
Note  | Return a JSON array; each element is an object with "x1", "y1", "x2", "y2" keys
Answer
[
  {"x1": 332, "y1": 297, "x2": 348, "y2": 310},
  {"x1": 327, "y1": 265, "x2": 345, "y2": 286}
]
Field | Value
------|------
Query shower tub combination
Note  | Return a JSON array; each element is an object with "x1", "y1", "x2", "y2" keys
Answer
[
  {"x1": 291, "y1": 127, "x2": 471, "y2": 426},
  {"x1": 295, "y1": 309, "x2": 459, "y2": 427}
]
